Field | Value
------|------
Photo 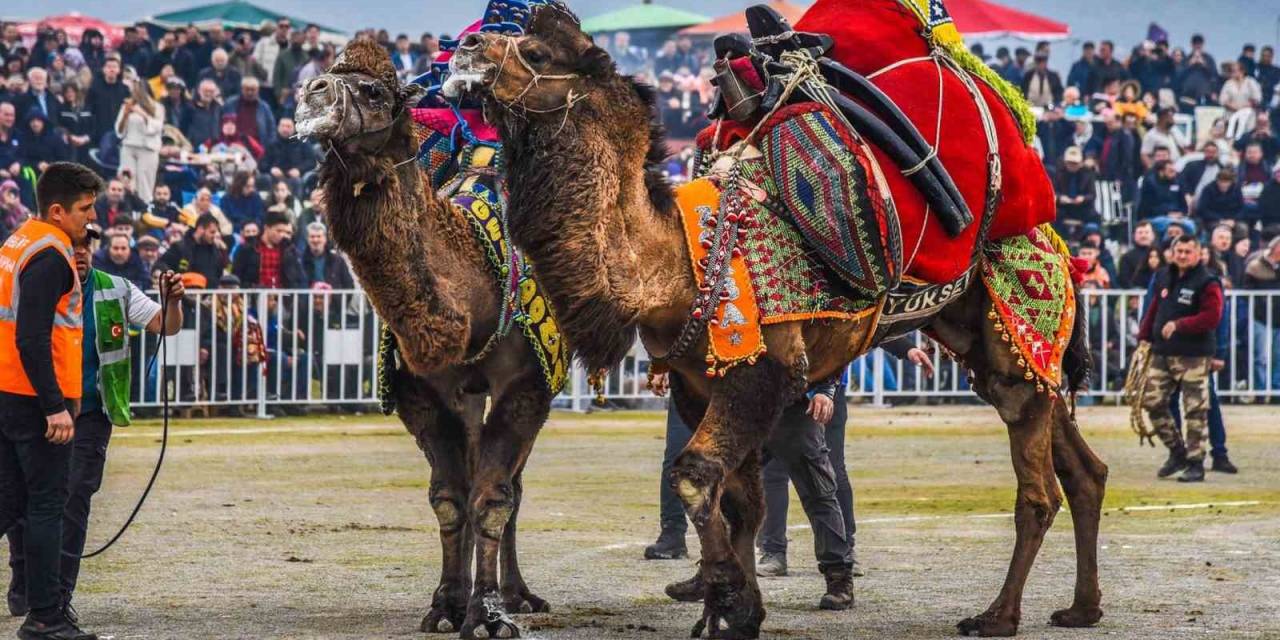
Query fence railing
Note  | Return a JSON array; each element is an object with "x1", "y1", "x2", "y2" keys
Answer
[{"x1": 129, "y1": 288, "x2": 1280, "y2": 413}]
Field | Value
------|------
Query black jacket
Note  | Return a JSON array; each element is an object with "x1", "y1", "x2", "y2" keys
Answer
[
  {"x1": 181, "y1": 101, "x2": 222, "y2": 149},
  {"x1": 1118, "y1": 245, "x2": 1157, "y2": 289},
  {"x1": 85, "y1": 76, "x2": 130, "y2": 141},
  {"x1": 1196, "y1": 183, "x2": 1245, "y2": 227},
  {"x1": 1149, "y1": 264, "x2": 1221, "y2": 357},
  {"x1": 160, "y1": 233, "x2": 229, "y2": 286},
  {"x1": 1136, "y1": 173, "x2": 1185, "y2": 219},
  {"x1": 261, "y1": 137, "x2": 318, "y2": 175},
  {"x1": 231, "y1": 238, "x2": 303, "y2": 289},
  {"x1": 300, "y1": 248, "x2": 355, "y2": 289},
  {"x1": 93, "y1": 248, "x2": 151, "y2": 291}
]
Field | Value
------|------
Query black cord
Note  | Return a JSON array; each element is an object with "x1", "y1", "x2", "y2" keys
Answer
[{"x1": 67, "y1": 282, "x2": 172, "y2": 559}]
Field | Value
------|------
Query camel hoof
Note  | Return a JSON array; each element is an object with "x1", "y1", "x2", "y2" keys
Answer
[
  {"x1": 956, "y1": 612, "x2": 1018, "y2": 637},
  {"x1": 421, "y1": 603, "x2": 465, "y2": 634},
  {"x1": 503, "y1": 591, "x2": 551, "y2": 614},
  {"x1": 462, "y1": 592, "x2": 521, "y2": 640},
  {"x1": 690, "y1": 614, "x2": 758, "y2": 639},
  {"x1": 1050, "y1": 605, "x2": 1103, "y2": 628}
]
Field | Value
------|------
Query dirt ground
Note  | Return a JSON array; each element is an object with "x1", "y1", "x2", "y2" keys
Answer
[{"x1": 3, "y1": 405, "x2": 1278, "y2": 640}]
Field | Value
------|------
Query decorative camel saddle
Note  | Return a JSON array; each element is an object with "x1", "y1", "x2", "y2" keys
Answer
[{"x1": 678, "y1": 0, "x2": 1076, "y2": 390}]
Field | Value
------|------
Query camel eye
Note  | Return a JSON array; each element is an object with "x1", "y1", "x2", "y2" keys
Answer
[
  {"x1": 523, "y1": 47, "x2": 547, "y2": 66},
  {"x1": 360, "y1": 81, "x2": 386, "y2": 100}
]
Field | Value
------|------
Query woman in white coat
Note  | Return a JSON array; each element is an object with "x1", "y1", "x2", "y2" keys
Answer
[{"x1": 115, "y1": 78, "x2": 165, "y2": 203}]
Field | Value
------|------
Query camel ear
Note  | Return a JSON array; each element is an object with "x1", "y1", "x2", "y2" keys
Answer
[
  {"x1": 400, "y1": 83, "x2": 428, "y2": 108},
  {"x1": 577, "y1": 46, "x2": 614, "y2": 79}
]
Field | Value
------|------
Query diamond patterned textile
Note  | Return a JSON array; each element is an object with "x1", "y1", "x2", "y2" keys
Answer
[{"x1": 979, "y1": 225, "x2": 1075, "y2": 386}]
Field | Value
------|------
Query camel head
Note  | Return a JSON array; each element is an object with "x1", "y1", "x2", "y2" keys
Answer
[
  {"x1": 445, "y1": 2, "x2": 615, "y2": 116},
  {"x1": 295, "y1": 39, "x2": 425, "y2": 153}
]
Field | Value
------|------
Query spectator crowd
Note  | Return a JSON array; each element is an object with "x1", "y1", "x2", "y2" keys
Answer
[{"x1": 2, "y1": 16, "x2": 1280, "y2": 403}]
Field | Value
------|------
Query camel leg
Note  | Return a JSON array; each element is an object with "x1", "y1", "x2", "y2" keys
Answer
[
  {"x1": 957, "y1": 375, "x2": 1062, "y2": 637},
  {"x1": 1048, "y1": 402, "x2": 1108, "y2": 628},
  {"x1": 720, "y1": 450, "x2": 765, "y2": 605},
  {"x1": 460, "y1": 372, "x2": 551, "y2": 640},
  {"x1": 499, "y1": 466, "x2": 551, "y2": 614},
  {"x1": 672, "y1": 357, "x2": 798, "y2": 640},
  {"x1": 398, "y1": 378, "x2": 474, "y2": 635}
]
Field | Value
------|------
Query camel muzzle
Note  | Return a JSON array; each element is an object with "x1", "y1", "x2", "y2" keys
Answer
[{"x1": 294, "y1": 75, "x2": 348, "y2": 140}]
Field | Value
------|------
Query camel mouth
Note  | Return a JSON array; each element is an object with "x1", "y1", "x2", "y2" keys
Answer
[
  {"x1": 294, "y1": 76, "x2": 349, "y2": 141},
  {"x1": 444, "y1": 52, "x2": 497, "y2": 98}
]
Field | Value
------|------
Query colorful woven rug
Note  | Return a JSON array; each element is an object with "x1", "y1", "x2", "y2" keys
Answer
[
  {"x1": 452, "y1": 177, "x2": 569, "y2": 395},
  {"x1": 758, "y1": 104, "x2": 896, "y2": 302},
  {"x1": 979, "y1": 224, "x2": 1075, "y2": 389},
  {"x1": 674, "y1": 164, "x2": 879, "y2": 375}
]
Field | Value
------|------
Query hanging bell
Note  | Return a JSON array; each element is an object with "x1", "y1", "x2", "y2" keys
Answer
[
  {"x1": 1024, "y1": 370, "x2": 1034, "y2": 381},
  {"x1": 705, "y1": 367, "x2": 717, "y2": 378},
  {"x1": 1017, "y1": 357, "x2": 1026, "y2": 368},
  {"x1": 987, "y1": 310, "x2": 997, "y2": 320}
]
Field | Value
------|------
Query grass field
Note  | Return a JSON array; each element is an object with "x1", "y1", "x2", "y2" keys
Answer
[{"x1": 3, "y1": 405, "x2": 1278, "y2": 639}]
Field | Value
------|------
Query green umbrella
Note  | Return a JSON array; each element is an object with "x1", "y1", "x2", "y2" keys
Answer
[
  {"x1": 149, "y1": 0, "x2": 343, "y2": 35},
  {"x1": 580, "y1": 0, "x2": 710, "y2": 34}
]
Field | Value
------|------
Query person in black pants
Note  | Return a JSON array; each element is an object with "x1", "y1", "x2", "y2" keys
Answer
[
  {"x1": 0, "y1": 162, "x2": 100, "y2": 640},
  {"x1": 7, "y1": 242, "x2": 184, "y2": 624},
  {"x1": 643, "y1": 337, "x2": 933, "y2": 611},
  {"x1": 756, "y1": 337, "x2": 934, "y2": 583}
]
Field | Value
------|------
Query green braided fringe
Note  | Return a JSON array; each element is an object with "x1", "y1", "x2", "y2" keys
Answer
[
  {"x1": 377, "y1": 324, "x2": 399, "y2": 416},
  {"x1": 941, "y1": 41, "x2": 1037, "y2": 145}
]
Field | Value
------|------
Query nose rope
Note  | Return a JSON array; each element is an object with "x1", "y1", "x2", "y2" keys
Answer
[{"x1": 491, "y1": 36, "x2": 589, "y2": 125}]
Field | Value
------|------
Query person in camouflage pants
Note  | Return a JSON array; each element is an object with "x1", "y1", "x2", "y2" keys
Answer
[
  {"x1": 1136, "y1": 235, "x2": 1224, "y2": 482},
  {"x1": 1142, "y1": 355, "x2": 1212, "y2": 463}
]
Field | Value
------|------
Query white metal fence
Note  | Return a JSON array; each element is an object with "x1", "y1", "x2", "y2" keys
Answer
[{"x1": 129, "y1": 288, "x2": 1280, "y2": 413}]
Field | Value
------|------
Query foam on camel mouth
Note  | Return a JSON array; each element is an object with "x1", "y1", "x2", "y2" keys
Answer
[{"x1": 443, "y1": 55, "x2": 495, "y2": 98}]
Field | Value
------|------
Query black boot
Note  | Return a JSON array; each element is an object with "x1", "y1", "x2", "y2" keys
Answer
[
  {"x1": 17, "y1": 611, "x2": 96, "y2": 640},
  {"x1": 1157, "y1": 446, "x2": 1188, "y2": 478},
  {"x1": 663, "y1": 570, "x2": 705, "y2": 603},
  {"x1": 1210, "y1": 456, "x2": 1239, "y2": 474},
  {"x1": 1177, "y1": 459, "x2": 1206, "y2": 483},
  {"x1": 643, "y1": 527, "x2": 688, "y2": 560},
  {"x1": 7, "y1": 569, "x2": 26, "y2": 617},
  {"x1": 818, "y1": 564, "x2": 854, "y2": 611}
]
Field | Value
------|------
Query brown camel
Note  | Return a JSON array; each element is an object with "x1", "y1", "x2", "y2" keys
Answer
[
  {"x1": 294, "y1": 39, "x2": 557, "y2": 639},
  {"x1": 449, "y1": 5, "x2": 1109, "y2": 639}
]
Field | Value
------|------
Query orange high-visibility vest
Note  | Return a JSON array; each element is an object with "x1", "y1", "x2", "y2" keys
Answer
[{"x1": 0, "y1": 218, "x2": 84, "y2": 399}]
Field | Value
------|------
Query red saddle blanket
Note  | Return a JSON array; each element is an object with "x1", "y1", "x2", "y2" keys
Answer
[{"x1": 794, "y1": 0, "x2": 1055, "y2": 284}]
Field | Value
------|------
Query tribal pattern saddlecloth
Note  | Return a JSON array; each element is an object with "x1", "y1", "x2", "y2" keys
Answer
[
  {"x1": 452, "y1": 177, "x2": 569, "y2": 395},
  {"x1": 758, "y1": 104, "x2": 895, "y2": 303},
  {"x1": 674, "y1": 157, "x2": 880, "y2": 376},
  {"x1": 735, "y1": 158, "x2": 876, "y2": 323},
  {"x1": 979, "y1": 224, "x2": 1075, "y2": 389}
]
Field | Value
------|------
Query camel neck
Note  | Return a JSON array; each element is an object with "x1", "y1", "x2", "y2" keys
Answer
[{"x1": 498, "y1": 93, "x2": 694, "y2": 370}]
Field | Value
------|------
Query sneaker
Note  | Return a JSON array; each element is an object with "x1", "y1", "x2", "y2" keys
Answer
[
  {"x1": 1210, "y1": 457, "x2": 1239, "y2": 474},
  {"x1": 664, "y1": 570, "x2": 705, "y2": 603},
  {"x1": 1157, "y1": 446, "x2": 1188, "y2": 478},
  {"x1": 818, "y1": 565, "x2": 854, "y2": 610},
  {"x1": 7, "y1": 571, "x2": 26, "y2": 617},
  {"x1": 643, "y1": 528, "x2": 688, "y2": 560},
  {"x1": 1177, "y1": 460, "x2": 1205, "y2": 483},
  {"x1": 756, "y1": 551, "x2": 788, "y2": 577},
  {"x1": 17, "y1": 613, "x2": 96, "y2": 640}
]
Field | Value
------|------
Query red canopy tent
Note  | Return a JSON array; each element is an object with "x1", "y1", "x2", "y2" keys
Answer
[
  {"x1": 681, "y1": 0, "x2": 1066, "y2": 40},
  {"x1": 678, "y1": 0, "x2": 805, "y2": 36},
  {"x1": 17, "y1": 13, "x2": 125, "y2": 49},
  {"x1": 945, "y1": 0, "x2": 1069, "y2": 40}
]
